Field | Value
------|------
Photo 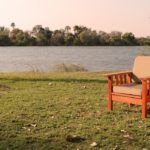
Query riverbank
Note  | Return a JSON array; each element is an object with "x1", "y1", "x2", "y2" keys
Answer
[{"x1": 0, "y1": 72, "x2": 149, "y2": 149}]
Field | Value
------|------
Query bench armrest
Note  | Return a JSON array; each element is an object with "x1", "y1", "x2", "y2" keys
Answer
[
  {"x1": 140, "y1": 76, "x2": 150, "y2": 81},
  {"x1": 105, "y1": 71, "x2": 132, "y2": 77},
  {"x1": 105, "y1": 71, "x2": 133, "y2": 85}
]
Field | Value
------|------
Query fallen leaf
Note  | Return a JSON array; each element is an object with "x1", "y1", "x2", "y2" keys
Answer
[
  {"x1": 90, "y1": 142, "x2": 98, "y2": 147},
  {"x1": 31, "y1": 124, "x2": 37, "y2": 127}
]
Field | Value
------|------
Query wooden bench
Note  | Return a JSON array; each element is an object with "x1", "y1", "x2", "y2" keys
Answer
[{"x1": 106, "y1": 56, "x2": 150, "y2": 118}]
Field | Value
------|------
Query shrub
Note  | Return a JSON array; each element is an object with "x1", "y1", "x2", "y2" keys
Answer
[{"x1": 53, "y1": 63, "x2": 88, "y2": 72}]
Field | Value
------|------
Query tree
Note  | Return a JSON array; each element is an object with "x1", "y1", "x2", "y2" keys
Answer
[
  {"x1": 10, "y1": 22, "x2": 15, "y2": 30},
  {"x1": 32, "y1": 25, "x2": 43, "y2": 35},
  {"x1": 32, "y1": 25, "x2": 52, "y2": 45},
  {"x1": 0, "y1": 24, "x2": 148, "y2": 46},
  {"x1": 51, "y1": 30, "x2": 65, "y2": 46},
  {"x1": 64, "y1": 33, "x2": 74, "y2": 46},
  {"x1": 122, "y1": 32, "x2": 137, "y2": 45},
  {"x1": 0, "y1": 26, "x2": 11, "y2": 46},
  {"x1": 10, "y1": 28, "x2": 34, "y2": 46},
  {"x1": 109, "y1": 31, "x2": 123, "y2": 46},
  {"x1": 43, "y1": 27, "x2": 53, "y2": 45},
  {"x1": 73, "y1": 25, "x2": 88, "y2": 36},
  {"x1": 137, "y1": 37, "x2": 150, "y2": 46},
  {"x1": 79, "y1": 29, "x2": 99, "y2": 46},
  {"x1": 98, "y1": 31, "x2": 110, "y2": 45},
  {"x1": 0, "y1": 33, "x2": 11, "y2": 46},
  {"x1": 73, "y1": 26, "x2": 89, "y2": 45},
  {"x1": 65, "y1": 26, "x2": 71, "y2": 34}
]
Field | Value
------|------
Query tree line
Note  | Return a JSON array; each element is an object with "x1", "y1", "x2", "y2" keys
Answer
[{"x1": 0, "y1": 23, "x2": 150, "y2": 46}]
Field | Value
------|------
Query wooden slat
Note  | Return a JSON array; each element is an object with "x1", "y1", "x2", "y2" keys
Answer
[
  {"x1": 112, "y1": 92, "x2": 141, "y2": 99},
  {"x1": 112, "y1": 95, "x2": 142, "y2": 105},
  {"x1": 123, "y1": 74, "x2": 127, "y2": 84},
  {"x1": 127, "y1": 74, "x2": 132, "y2": 83},
  {"x1": 119, "y1": 75, "x2": 123, "y2": 84},
  {"x1": 115, "y1": 75, "x2": 119, "y2": 85}
]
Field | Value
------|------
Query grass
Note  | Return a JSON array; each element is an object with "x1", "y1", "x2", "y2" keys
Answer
[{"x1": 0, "y1": 72, "x2": 150, "y2": 149}]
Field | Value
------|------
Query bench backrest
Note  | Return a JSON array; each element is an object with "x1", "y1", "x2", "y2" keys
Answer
[{"x1": 133, "y1": 56, "x2": 150, "y2": 78}]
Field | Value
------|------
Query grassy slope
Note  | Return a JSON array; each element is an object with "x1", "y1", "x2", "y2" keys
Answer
[{"x1": 0, "y1": 72, "x2": 150, "y2": 150}]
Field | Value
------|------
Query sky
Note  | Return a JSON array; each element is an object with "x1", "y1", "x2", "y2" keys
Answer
[{"x1": 0, "y1": 0, "x2": 150, "y2": 37}]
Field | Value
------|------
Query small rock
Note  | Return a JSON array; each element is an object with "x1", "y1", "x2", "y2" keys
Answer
[
  {"x1": 113, "y1": 145, "x2": 118, "y2": 150},
  {"x1": 90, "y1": 142, "x2": 98, "y2": 147},
  {"x1": 123, "y1": 134, "x2": 130, "y2": 138},
  {"x1": 120, "y1": 129, "x2": 126, "y2": 133},
  {"x1": 22, "y1": 127, "x2": 31, "y2": 131},
  {"x1": 82, "y1": 86, "x2": 86, "y2": 89},
  {"x1": 122, "y1": 141, "x2": 127, "y2": 144},
  {"x1": 48, "y1": 82, "x2": 52, "y2": 85},
  {"x1": 66, "y1": 135, "x2": 85, "y2": 143},
  {"x1": 123, "y1": 134, "x2": 133, "y2": 139}
]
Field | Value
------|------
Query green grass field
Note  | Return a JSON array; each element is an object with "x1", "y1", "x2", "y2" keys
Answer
[{"x1": 0, "y1": 72, "x2": 150, "y2": 150}]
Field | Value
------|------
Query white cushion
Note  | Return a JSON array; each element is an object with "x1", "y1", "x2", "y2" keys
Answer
[
  {"x1": 113, "y1": 83, "x2": 142, "y2": 96},
  {"x1": 133, "y1": 56, "x2": 150, "y2": 78}
]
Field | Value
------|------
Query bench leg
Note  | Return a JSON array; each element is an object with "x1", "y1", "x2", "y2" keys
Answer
[
  {"x1": 108, "y1": 94, "x2": 113, "y2": 110},
  {"x1": 108, "y1": 77, "x2": 113, "y2": 111},
  {"x1": 142, "y1": 103, "x2": 147, "y2": 118},
  {"x1": 141, "y1": 80, "x2": 147, "y2": 119}
]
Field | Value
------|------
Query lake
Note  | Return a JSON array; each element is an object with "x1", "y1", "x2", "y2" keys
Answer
[{"x1": 0, "y1": 46, "x2": 149, "y2": 72}]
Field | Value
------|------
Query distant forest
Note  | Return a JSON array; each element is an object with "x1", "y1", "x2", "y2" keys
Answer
[{"x1": 0, "y1": 23, "x2": 150, "y2": 46}]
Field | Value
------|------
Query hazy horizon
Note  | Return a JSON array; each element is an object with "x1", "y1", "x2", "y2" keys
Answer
[{"x1": 0, "y1": 0, "x2": 150, "y2": 37}]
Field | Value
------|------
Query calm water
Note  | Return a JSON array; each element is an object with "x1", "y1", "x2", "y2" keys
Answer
[{"x1": 0, "y1": 46, "x2": 149, "y2": 72}]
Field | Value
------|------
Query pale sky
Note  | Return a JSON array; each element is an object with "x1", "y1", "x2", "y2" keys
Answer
[{"x1": 0, "y1": 0, "x2": 150, "y2": 37}]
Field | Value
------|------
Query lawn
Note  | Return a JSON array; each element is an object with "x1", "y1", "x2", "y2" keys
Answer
[{"x1": 0, "y1": 72, "x2": 150, "y2": 150}]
